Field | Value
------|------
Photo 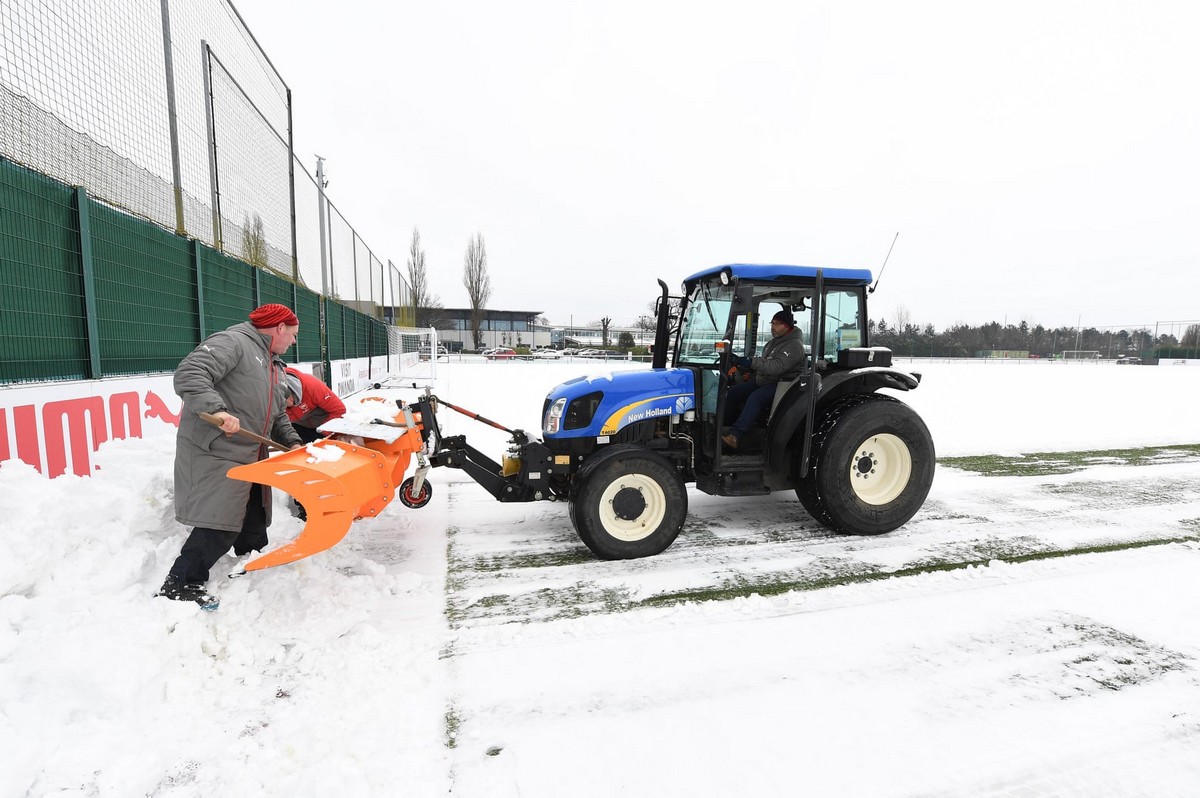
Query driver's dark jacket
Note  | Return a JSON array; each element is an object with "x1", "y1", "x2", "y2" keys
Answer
[{"x1": 749, "y1": 328, "x2": 805, "y2": 386}]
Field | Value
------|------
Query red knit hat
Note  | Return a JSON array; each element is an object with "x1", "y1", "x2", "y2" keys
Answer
[{"x1": 249, "y1": 303, "x2": 298, "y2": 328}]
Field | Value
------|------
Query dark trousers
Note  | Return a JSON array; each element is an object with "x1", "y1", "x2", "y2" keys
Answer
[
  {"x1": 167, "y1": 484, "x2": 268, "y2": 583},
  {"x1": 725, "y1": 379, "x2": 777, "y2": 439},
  {"x1": 293, "y1": 423, "x2": 322, "y2": 443}
]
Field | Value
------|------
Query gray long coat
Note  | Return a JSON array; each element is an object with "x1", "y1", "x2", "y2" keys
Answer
[{"x1": 173, "y1": 322, "x2": 302, "y2": 532}]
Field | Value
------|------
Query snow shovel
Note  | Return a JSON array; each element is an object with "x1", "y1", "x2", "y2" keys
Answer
[
  {"x1": 210, "y1": 404, "x2": 432, "y2": 573},
  {"x1": 198, "y1": 412, "x2": 292, "y2": 452}
]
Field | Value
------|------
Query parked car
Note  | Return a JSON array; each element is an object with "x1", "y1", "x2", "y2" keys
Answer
[
  {"x1": 1115, "y1": 356, "x2": 1142, "y2": 365},
  {"x1": 419, "y1": 344, "x2": 448, "y2": 361},
  {"x1": 482, "y1": 347, "x2": 516, "y2": 360},
  {"x1": 532, "y1": 348, "x2": 561, "y2": 359}
]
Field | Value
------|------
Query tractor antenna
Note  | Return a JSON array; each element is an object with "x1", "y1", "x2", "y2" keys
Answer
[{"x1": 869, "y1": 232, "x2": 899, "y2": 294}]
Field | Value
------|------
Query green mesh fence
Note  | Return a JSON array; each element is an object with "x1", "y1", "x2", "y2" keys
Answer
[
  {"x1": 0, "y1": 162, "x2": 87, "y2": 382},
  {"x1": 0, "y1": 157, "x2": 387, "y2": 385},
  {"x1": 326, "y1": 302, "x2": 347, "y2": 362},
  {"x1": 89, "y1": 202, "x2": 196, "y2": 375},
  {"x1": 200, "y1": 247, "x2": 256, "y2": 337},
  {"x1": 294, "y1": 289, "x2": 322, "y2": 363}
]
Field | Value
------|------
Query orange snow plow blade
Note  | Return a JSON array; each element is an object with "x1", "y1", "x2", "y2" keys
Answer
[{"x1": 224, "y1": 408, "x2": 429, "y2": 572}]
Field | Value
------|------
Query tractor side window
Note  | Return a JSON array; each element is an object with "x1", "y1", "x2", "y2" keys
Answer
[
  {"x1": 754, "y1": 302, "x2": 813, "y2": 356},
  {"x1": 822, "y1": 290, "x2": 864, "y2": 357}
]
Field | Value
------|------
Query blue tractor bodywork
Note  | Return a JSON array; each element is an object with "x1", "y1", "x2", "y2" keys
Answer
[{"x1": 543, "y1": 368, "x2": 695, "y2": 440}]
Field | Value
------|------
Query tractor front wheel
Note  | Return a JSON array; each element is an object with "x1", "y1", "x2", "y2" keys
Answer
[{"x1": 570, "y1": 447, "x2": 687, "y2": 559}]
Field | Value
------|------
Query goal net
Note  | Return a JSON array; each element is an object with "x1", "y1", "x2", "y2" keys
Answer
[
  {"x1": 1061, "y1": 350, "x2": 1101, "y2": 360},
  {"x1": 384, "y1": 326, "x2": 442, "y2": 384}
]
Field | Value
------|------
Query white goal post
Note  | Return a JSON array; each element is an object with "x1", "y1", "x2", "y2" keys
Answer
[
  {"x1": 1061, "y1": 350, "x2": 1102, "y2": 360},
  {"x1": 384, "y1": 326, "x2": 441, "y2": 384}
]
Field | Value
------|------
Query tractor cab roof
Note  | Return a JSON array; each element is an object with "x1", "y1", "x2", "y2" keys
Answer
[{"x1": 682, "y1": 263, "x2": 874, "y2": 292}]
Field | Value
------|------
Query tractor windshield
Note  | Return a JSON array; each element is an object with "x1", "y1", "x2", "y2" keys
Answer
[{"x1": 677, "y1": 281, "x2": 734, "y2": 365}]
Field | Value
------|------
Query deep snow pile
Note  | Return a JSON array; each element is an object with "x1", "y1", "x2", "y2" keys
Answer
[{"x1": 2, "y1": 359, "x2": 1200, "y2": 796}]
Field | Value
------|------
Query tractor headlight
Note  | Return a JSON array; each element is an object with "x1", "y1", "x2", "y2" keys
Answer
[{"x1": 544, "y1": 397, "x2": 567, "y2": 434}]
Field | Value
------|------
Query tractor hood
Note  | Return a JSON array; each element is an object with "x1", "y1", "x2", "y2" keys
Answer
[{"x1": 542, "y1": 368, "x2": 696, "y2": 439}]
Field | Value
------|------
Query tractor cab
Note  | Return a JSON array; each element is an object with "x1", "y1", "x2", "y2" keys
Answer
[
  {"x1": 667, "y1": 264, "x2": 882, "y2": 488},
  {"x1": 436, "y1": 262, "x2": 932, "y2": 561}
]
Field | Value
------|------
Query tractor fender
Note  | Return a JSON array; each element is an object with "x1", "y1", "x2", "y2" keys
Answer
[
  {"x1": 819, "y1": 367, "x2": 920, "y2": 402},
  {"x1": 573, "y1": 442, "x2": 678, "y2": 493},
  {"x1": 765, "y1": 367, "x2": 920, "y2": 473}
]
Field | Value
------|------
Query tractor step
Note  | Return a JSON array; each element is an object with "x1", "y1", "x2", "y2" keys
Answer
[
  {"x1": 717, "y1": 452, "x2": 766, "y2": 469},
  {"x1": 697, "y1": 469, "x2": 771, "y2": 496}
]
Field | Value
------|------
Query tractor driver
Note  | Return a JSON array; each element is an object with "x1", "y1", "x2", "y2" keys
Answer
[{"x1": 721, "y1": 309, "x2": 806, "y2": 450}]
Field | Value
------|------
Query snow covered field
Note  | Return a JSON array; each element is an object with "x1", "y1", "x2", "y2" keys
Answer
[{"x1": 3, "y1": 360, "x2": 1200, "y2": 796}]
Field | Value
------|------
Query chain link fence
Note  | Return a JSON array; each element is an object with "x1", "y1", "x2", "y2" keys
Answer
[{"x1": 0, "y1": 0, "x2": 410, "y2": 320}]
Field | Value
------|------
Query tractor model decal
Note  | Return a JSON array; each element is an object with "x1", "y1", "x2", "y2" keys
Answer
[{"x1": 600, "y1": 393, "x2": 695, "y2": 436}]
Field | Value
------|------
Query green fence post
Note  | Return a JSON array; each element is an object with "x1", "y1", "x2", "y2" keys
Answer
[
  {"x1": 193, "y1": 239, "x2": 207, "y2": 341},
  {"x1": 74, "y1": 187, "x2": 102, "y2": 378}
]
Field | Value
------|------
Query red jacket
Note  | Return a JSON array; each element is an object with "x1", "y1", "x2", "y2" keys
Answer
[{"x1": 285, "y1": 367, "x2": 346, "y2": 429}]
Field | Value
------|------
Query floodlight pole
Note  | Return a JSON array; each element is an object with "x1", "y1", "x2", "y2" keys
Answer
[{"x1": 317, "y1": 156, "x2": 329, "y2": 375}]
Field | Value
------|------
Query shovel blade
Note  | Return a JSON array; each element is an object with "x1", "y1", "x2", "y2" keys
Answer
[
  {"x1": 225, "y1": 440, "x2": 394, "y2": 571},
  {"x1": 241, "y1": 509, "x2": 356, "y2": 571}
]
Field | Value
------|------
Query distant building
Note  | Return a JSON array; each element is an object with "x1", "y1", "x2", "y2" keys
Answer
[
  {"x1": 437, "y1": 308, "x2": 544, "y2": 351},
  {"x1": 421, "y1": 307, "x2": 657, "y2": 351}
]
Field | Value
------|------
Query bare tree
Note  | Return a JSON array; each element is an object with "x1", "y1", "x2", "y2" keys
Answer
[
  {"x1": 462, "y1": 233, "x2": 491, "y2": 349},
  {"x1": 597, "y1": 316, "x2": 613, "y2": 347},
  {"x1": 241, "y1": 213, "x2": 268, "y2": 269},
  {"x1": 634, "y1": 314, "x2": 655, "y2": 342},
  {"x1": 1182, "y1": 323, "x2": 1200, "y2": 347},
  {"x1": 406, "y1": 228, "x2": 445, "y2": 329}
]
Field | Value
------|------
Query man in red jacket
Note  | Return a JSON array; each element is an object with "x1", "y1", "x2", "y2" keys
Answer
[{"x1": 282, "y1": 367, "x2": 347, "y2": 443}]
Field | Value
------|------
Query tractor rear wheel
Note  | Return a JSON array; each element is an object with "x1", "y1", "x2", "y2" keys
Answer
[
  {"x1": 570, "y1": 446, "x2": 687, "y2": 559},
  {"x1": 796, "y1": 394, "x2": 934, "y2": 535}
]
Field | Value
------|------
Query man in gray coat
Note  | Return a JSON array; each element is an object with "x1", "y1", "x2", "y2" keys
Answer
[
  {"x1": 158, "y1": 303, "x2": 304, "y2": 607},
  {"x1": 721, "y1": 309, "x2": 807, "y2": 450}
]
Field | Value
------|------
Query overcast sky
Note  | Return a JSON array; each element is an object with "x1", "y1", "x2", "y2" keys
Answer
[{"x1": 238, "y1": 0, "x2": 1199, "y2": 334}]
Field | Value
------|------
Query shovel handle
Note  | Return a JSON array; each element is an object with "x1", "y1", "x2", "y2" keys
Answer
[{"x1": 199, "y1": 411, "x2": 291, "y2": 452}]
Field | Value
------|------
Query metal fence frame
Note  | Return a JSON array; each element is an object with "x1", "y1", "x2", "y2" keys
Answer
[{"x1": 0, "y1": 0, "x2": 411, "y2": 327}]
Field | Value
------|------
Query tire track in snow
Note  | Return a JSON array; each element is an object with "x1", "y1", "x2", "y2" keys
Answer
[{"x1": 441, "y1": 459, "x2": 1200, "y2": 628}]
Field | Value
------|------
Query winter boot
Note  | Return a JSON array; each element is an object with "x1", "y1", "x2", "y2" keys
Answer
[{"x1": 157, "y1": 576, "x2": 220, "y2": 611}]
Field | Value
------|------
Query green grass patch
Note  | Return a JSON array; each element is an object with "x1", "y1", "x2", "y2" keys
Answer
[
  {"x1": 445, "y1": 705, "x2": 462, "y2": 749},
  {"x1": 639, "y1": 534, "x2": 1200, "y2": 609},
  {"x1": 469, "y1": 549, "x2": 595, "y2": 572},
  {"x1": 448, "y1": 582, "x2": 635, "y2": 626},
  {"x1": 940, "y1": 444, "x2": 1200, "y2": 477}
]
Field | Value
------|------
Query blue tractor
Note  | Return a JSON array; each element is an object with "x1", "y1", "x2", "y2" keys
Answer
[{"x1": 421, "y1": 264, "x2": 934, "y2": 559}]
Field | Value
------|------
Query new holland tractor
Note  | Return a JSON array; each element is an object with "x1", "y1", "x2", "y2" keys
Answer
[{"x1": 415, "y1": 263, "x2": 935, "y2": 559}]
